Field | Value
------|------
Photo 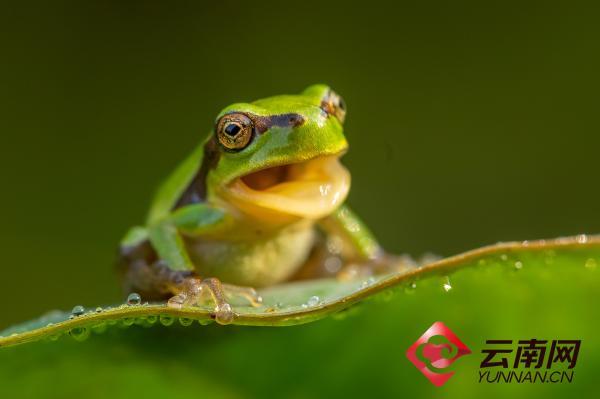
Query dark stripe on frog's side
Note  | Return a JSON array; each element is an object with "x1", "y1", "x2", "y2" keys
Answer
[
  {"x1": 175, "y1": 137, "x2": 220, "y2": 208},
  {"x1": 174, "y1": 112, "x2": 305, "y2": 208}
]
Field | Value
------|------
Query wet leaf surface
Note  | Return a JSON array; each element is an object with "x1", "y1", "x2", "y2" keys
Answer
[{"x1": 1, "y1": 235, "x2": 598, "y2": 349}]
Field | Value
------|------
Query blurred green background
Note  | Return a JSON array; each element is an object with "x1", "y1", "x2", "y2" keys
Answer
[{"x1": 0, "y1": 1, "x2": 598, "y2": 396}]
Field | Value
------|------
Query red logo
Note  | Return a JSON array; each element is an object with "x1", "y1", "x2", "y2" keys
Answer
[{"x1": 406, "y1": 322, "x2": 471, "y2": 386}]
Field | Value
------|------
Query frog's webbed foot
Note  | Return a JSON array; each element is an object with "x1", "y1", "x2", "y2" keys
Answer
[
  {"x1": 167, "y1": 277, "x2": 262, "y2": 325},
  {"x1": 336, "y1": 253, "x2": 419, "y2": 281}
]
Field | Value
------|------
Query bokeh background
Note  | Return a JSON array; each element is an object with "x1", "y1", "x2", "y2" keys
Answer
[{"x1": 0, "y1": 1, "x2": 598, "y2": 397}]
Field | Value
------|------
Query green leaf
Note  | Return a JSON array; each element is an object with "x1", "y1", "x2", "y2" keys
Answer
[
  {"x1": 1, "y1": 235, "x2": 598, "y2": 349},
  {"x1": 1, "y1": 235, "x2": 599, "y2": 399}
]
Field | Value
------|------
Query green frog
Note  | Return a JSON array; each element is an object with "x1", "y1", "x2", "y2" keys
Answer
[{"x1": 118, "y1": 85, "x2": 388, "y2": 324}]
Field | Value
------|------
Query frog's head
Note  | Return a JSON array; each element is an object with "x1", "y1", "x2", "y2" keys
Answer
[{"x1": 205, "y1": 84, "x2": 350, "y2": 222}]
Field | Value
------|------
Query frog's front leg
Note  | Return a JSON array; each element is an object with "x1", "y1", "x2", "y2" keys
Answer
[
  {"x1": 148, "y1": 204, "x2": 262, "y2": 324},
  {"x1": 319, "y1": 205, "x2": 406, "y2": 279}
]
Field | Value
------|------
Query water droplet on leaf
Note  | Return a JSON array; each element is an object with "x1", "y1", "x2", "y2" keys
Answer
[
  {"x1": 307, "y1": 296, "x2": 320, "y2": 307},
  {"x1": 48, "y1": 334, "x2": 61, "y2": 341},
  {"x1": 127, "y1": 293, "x2": 141, "y2": 306},
  {"x1": 69, "y1": 327, "x2": 90, "y2": 342},
  {"x1": 71, "y1": 305, "x2": 85, "y2": 318},
  {"x1": 361, "y1": 277, "x2": 376, "y2": 289},
  {"x1": 442, "y1": 276, "x2": 452, "y2": 292},
  {"x1": 514, "y1": 261, "x2": 523, "y2": 270},
  {"x1": 91, "y1": 322, "x2": 107, "y2": 334},
  {"x1": 576, "y1": 234, "x2": 588, "y2": 244},
  {"x1": 404, "y1": 281, "x2": 417, "y2": 293}
]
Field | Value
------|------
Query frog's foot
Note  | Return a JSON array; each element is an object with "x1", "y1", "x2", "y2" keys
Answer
[
  {"x1": 336, "y1": 254, "x2": 419, "y2": 281},
  {"x1": 167, "y1": 277, "x2": 262, "y2": 325},
  {"x1": 221, "y1": 283, "x2": 264, "y2": 307}
]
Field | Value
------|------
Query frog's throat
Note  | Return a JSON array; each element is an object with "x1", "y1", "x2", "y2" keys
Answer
[{"x1": 219, "y1": 155, "x2": 350, "y2": 220}]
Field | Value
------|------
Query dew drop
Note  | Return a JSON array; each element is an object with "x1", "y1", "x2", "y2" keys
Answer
[
  {"x1": 146, "y1": 315, "x2": 158, "y2": 325},
  {"x1": 307, "y1": 295, "x2": 320, "y2": 307},
  {"x1": 127, "y1": 293, "x2": 142, "y2": 306},
  {"x1": 585, "y1": 258, "x2": 597, "y2": 270},
  {"x1": 404, "y1": 281, "x2": 417, "y2": 293},
  {"x1": 69, "y1": 327, "x2": 90, "y2": 342},
  {"x1": 214, "y1": 303, "x2": 234, "y2": 325},
  {"x1": 198, "y1": 318, "x2": 214, "y2": 326},
  {"x1": 442, "y1": 277, "x2": 452, "y2": 292},
  {"x1": 91, "y1": 322, "x2": 107, "y2": 334},
  {"x1": 179, "y1": 317, "x2": 193, "y2": 327},
  {"x1": 122, "y1": 317, "x2": 135, "y2": 326},
  {"x1": 159, "y1": 314, "x2": 174, "y2": 326},
  {"x1": 361, "y1": 277, "x2": 376, "y2": 289},
  {"x1": 70, "y1": 305, "x2": 85, "y2": 318},
  {"x1": 48, "y1": 333, "x2": 61, "y2": 341},
  {"x1": 378, "y1": 289, "x2": 395, "y2": 302},
  {"x1": 500, "y1": 254, "x2": 508, "y2": 261},
  {"x1": 514, "y1": 261, "x2": 523, "y2": 270},
  {"x1": 576, "y1": 234, "x2": 588, "y2": 244}
]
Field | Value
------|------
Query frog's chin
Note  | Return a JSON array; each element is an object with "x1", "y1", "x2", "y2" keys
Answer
[{"x1": 221, "y1": 155, "x2": 350, "y2": 221}]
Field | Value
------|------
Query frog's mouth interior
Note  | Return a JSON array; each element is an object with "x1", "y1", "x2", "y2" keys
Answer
[{"x1": 222, "y1": 155, "x2": 350, "y2": 219}]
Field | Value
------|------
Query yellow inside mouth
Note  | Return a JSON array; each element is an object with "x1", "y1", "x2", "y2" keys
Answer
[{"x1": 222, "y1": 155, "x2": 350, "y2": 220}]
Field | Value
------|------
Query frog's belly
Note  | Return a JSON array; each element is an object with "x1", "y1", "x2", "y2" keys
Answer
[{"x1": 186, "y1": 223, "x2": 315, "y2": 287}]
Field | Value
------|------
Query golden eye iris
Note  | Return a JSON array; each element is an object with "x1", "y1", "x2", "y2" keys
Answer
[
  {"x1": 216, "y1": 113, "x2": 254, "y2": 151},
  {"x1": 321, "y1": 90, "x2": 346, "y2": 124}
]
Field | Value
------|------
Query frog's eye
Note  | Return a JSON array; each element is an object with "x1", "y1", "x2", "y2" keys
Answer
[
  {"x1": 320, "y1": 90, "x2": 346, "y2": 124},
  {"x1": 216, "y1": 113, "x2": 254, "y2": 151}
]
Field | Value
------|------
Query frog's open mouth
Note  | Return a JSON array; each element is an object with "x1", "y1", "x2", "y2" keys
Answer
[{"x1": 222, "y1": 155, "x2": 350, "y2": 220}]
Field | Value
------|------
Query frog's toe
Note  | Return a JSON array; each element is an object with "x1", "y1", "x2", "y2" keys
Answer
[
  {"x1": 165, "y1": 276, "x2": 265, "y2": 324},
  {"x1": 222, "y1": 283, "x2": 263, "y2": 307},
  {"x1": 165, "y1": 276, "x2": 236, "y2": 325},
  {"x1": 167, "y1": 293, "x2": 187, "y2": 309},
  {"x1": 214, "y1": 303, "x2": 234, "y2": 325},
  {"x1": 336, "y1": 253, "x2": 419, "y2": 281}
]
